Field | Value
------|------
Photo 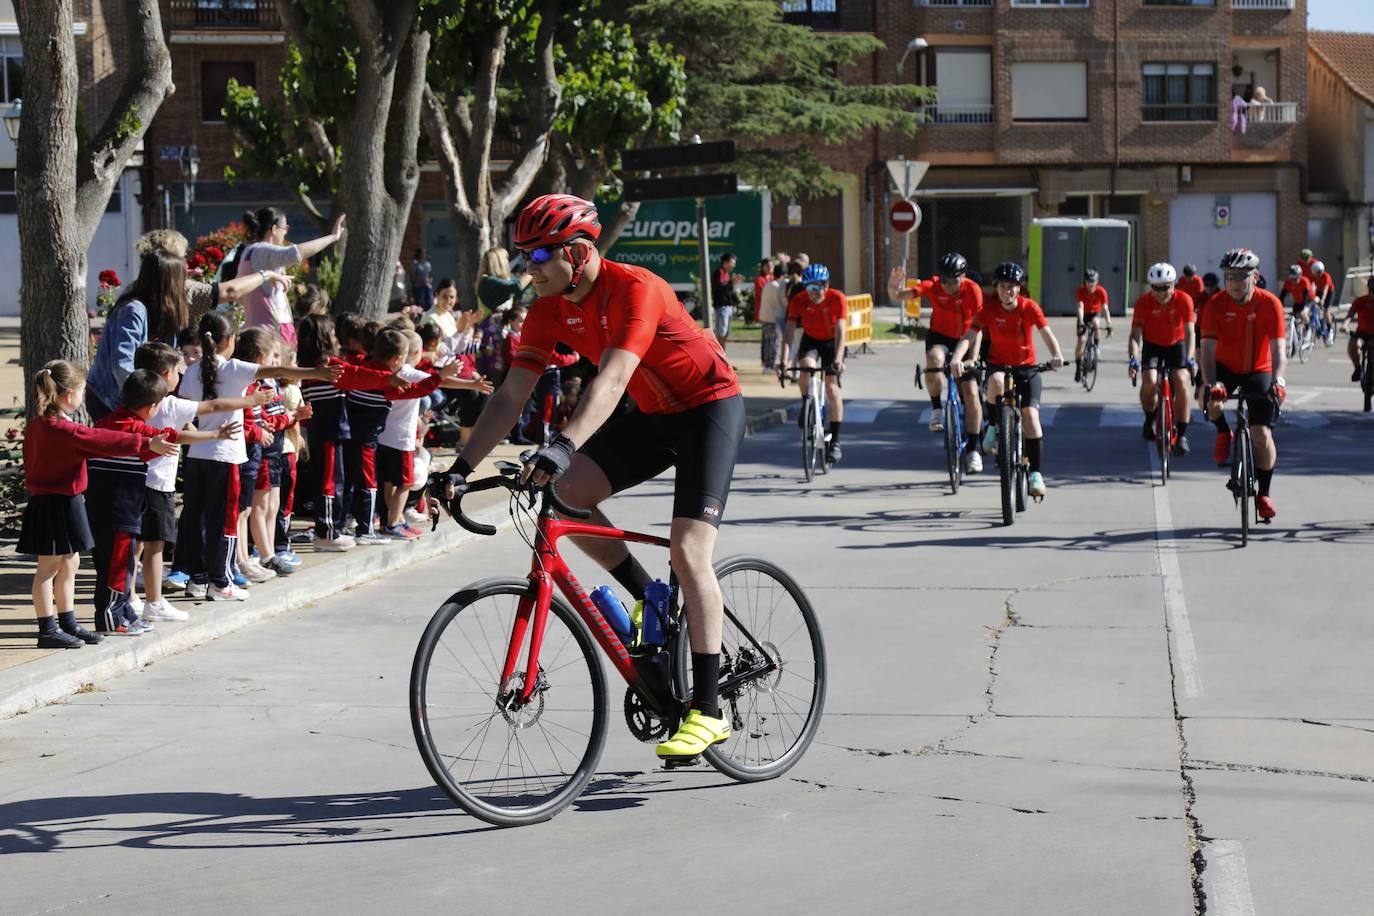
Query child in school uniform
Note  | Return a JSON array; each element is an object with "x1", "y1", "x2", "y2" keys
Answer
[
  {"x1": 228, "y1": 329, "x2": 291, "y2": 585},
  {"x1": 294, "y1": 313, "x2": 410, "y2": 551},
  {"x1": 175, "y1": 312, "x2": 339, "y2": 601},
  {"x1": 133, "y1": 342, "x2": 268, "y2": 621},
  {"x1": 378, "y1": 330, "x2": 492, "y2": 539},
  {"x1": 270, "y1": 372, "x2": 309, "y2": 571},
  {"x1": 20, "y1": 361, "x2": 177, "y2": 649}
]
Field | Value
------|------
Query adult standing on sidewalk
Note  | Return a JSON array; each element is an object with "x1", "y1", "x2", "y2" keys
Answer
[
  {"x1": 713, "y1": 252, "x2": 743, "y2": 342},
  {"x1": 239, "y1": 208, "x2": 346, "y2": 346},
  {"x1": 410, "y1": 248, "x2": 434, "y2": 311},
  {"x1": 88, "y1": 246, "x2": 290, "y2": 421},
  {"x1": 758, "y1": 262, "x2": 787, "y2": 369}
]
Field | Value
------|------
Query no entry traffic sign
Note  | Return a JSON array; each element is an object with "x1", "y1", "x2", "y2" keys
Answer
[{"x1": 890, "y1": 199, "x2": 921, "y2": 233}]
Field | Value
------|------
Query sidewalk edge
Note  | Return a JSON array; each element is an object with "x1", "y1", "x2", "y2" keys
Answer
[{"x1": 0, "y1": 505, "x2": 513, "y2": 721}]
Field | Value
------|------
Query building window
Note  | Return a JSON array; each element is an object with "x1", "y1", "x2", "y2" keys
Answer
[
  {"x1": 923, "y1": 49, "x2": 994, "y2": 124},
  {"x1": 0, "y1": 169, "x2": 15, "y2": 214},
  {"x1": 1142, "y1": 0, "x2": 1214, "y2": 6},
  {"x1": 1012, "y1": 62, "x2": 1088, "y2": 121},
  {"x1": 1142, "y1": 63, "x2": 1216, "y2": 122},
  {"x1": 781, "y1": 0, "x2": 840, "y2": 28},
  {"x1": 1, "y1": 38, "x2": 22, "y2": 104},
  {"x1": 201, "y1": 61, "x2": 256, "y2": 123},
  {"x1": 1010, "y1": 0, "x2": 1089, "y2": 6}
]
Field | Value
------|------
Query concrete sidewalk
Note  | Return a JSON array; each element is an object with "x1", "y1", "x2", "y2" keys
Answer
[{"x1": 0, "y1": 341, "x2": 813, "y2": 718}]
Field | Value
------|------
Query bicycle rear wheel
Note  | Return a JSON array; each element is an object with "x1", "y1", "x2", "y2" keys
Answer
[
  {"x1": 998, "y1": 406, "x2": 1015, "y2": 526},
  {"x1": 1236, "y1": 428, "x2": 1251, "y2": 548},
  {"x1": 673, "y1": 555, "x2": 826, "y2": 782},
  {"x1": 410, "y1": 578, "x2": 608, "y2": 827},
  {"x1": 944, "y1": 397, "x2": 961, "y2": 494}
]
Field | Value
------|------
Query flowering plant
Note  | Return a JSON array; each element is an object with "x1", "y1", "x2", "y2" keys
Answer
[
  {"x1": 188, "y1": 223, "x2": 247, "y2": 279},
  {"x1": 95, "y1": 268, "x2": 122, "y2": 317}
]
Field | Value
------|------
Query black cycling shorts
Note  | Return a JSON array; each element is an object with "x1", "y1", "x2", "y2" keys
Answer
[
  {"x1": 989, "y1": 367, "x2": 1043, "y2": 409},
  {"x1": 799, "y1": 334, "x2": 840, "y2": 375},
  {"x1": 581, "y1": 395, "x2": 745, "y2": 527},
  {"x1": 1353, "y1": 332, "x2": 1374, "y2": 345},
  {"x1": 1142, "y1": 341, "x2": 1187, "y2": 371},
  {"x1": 1215, "y1": 366, "x2": 1275, "y2": 428},
  {"x1": 925, "y1": 330, "x2": 961, "y2": 354}
]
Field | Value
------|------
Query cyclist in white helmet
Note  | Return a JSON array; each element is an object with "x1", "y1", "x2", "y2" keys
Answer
[{"x1": 1127, "y1": 263, "x2": 1197, "y2": 456}]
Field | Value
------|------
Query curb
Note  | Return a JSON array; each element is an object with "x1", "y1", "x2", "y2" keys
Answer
[
  {"x1": 0, "y1": 504, "x2": 513, "y2": 721},
  {"x1": 744, "y1": 407, "x2": 789, "y2": 436}
]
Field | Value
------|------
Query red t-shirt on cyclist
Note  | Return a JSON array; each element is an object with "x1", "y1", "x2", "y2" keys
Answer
[
  {"x1": 1076, "y1": 284, "x2": 1108, "y2": 316},
  {"x1": 1131, "y1": 290, "x2": 1195, "y2": 347},
  {"x1": 973, "y1": 296, "x2": 1049, "y2": 367},
  {"x1": 787, "y1": 288, "x2": 848, "y2": 341},
  {"x1": 1311, "y1": 271, "x2": 1335, "y2": 301},
  {"x1": 913, "y1": 277, "x2": 981, "y2": 339},
  {"x1": 1178, "y1": 275, "x2": 1205, "y2": 308},
  {"x1": 511, "y1": 259, "x2": 740, "y2": 415},
  {"x1": 1200, "y1": 288, "x2": 1285, "y2": 374},
  {"x1": 1298, "y1": 255, "x2": 1318, "y2": 280},
  {"x1": 1281, "y1": 275, "x2": 1315, "y2": 305},
  {"x1": 1348, "y1": 295, "x2": 1374, "y2": 335}
]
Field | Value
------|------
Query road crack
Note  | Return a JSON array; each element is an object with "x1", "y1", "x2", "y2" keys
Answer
[{"x1": 1189, "y1": 758, "x2": 1374, "y2": 783}]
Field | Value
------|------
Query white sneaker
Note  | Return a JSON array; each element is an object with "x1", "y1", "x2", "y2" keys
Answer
[
  {"x1": 241, "y1": 558, "x2": 277, "y2": 584},
  {"x1": 126, "y1": 592, "x2": 145, "y2": 617},
  {"x1": 928, "y1": 413, "x2": 944, "y2": 432},
  {"x1": 404, "y1": 508, "x2": 427, "y2": 525},
  {"x1": 354, "y1": 531, "x2": 388, "y2": 546},
  {"x1": 966, "y1": 450, "x2": 984, "y2": 474},
  {"x1": 208, "y1": 583, "x2": 250, "y2": 601},
  {"x1": 185, "y1": 581, "x2": 208, "y2": 600},
  {"x1": 314, "y1": 535, "x2": 355, "y2": 552},
  {"x1": 143, "y1": 598, "x2": 189, "y2": 622}
]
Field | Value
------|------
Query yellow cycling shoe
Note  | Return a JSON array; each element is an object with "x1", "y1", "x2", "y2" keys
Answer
[{"x1": 656, "y1": 709, "x2": 731, "y2": 758}]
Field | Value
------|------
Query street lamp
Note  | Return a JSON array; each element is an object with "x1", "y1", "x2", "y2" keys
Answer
[
  {"x1": 896, "y1": 39, "x2": 928, "y2": 79},
  {"x1": 3, "y1": 98, "x2": 21, "y2": 142}
]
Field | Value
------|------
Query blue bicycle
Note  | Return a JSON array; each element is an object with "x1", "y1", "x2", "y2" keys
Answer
[
  {"x1": 1297, "y1": 302, "x2": 1335, "y2": 363},
  {"x1": 941, "y1": 361, "x2": 969, "y2": 494}
]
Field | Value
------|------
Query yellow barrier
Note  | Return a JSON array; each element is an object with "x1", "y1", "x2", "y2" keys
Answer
[
  {"x1": 846, "y1": 293, "x2": 873, "y2": 350},
  {"x1": 905, "y1": 279, "x2": 923, "y2": 320}
]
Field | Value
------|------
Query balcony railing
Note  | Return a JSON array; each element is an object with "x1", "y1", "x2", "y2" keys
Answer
[
  {"x1": 917, "y1": 0, "x2": 993, "y2": 6},
  {"x1": 1232, "y1": 0, "x2": 1294, "y2": 8},
  {"x1": 921, "y1": 104, "x2": 995, "y2": 124},
  {"x1": 1241, "y1": 101, "x2": 1298, "y2": 124},
  {"x1": 164, "y1": 0, "x2": 282, "y2": 30}
]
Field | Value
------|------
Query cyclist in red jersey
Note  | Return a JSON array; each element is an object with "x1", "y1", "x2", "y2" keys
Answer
[
  {"x1": 1201, "y1": 248, "x2": 1287, "y2": 520},
  {"x1": 1279, "y1": 264, "x2": 1317, "y2": 332},
  {"x1": 779, "y1": 263, "x2": 847, "y2": 464},
  {"x1": 1178, "y1": 264, "x2": 1206, "y2": 310},
  {"x1": 1297, "y1": 248, "x2": 1317, "y2": 281},
  {"x1": 949, "y1": 261, "x2": 1065, "y2": 498},
  {"x1": 1073, "y1": 270, "x2": 1112, "y2": 382},
  {"x1": 887, "y1": 253, "x2": 986, "y2": 472},
  {"x1": 1340, "y1": 279, "x2": 1374, "y2": 382},
  {"x1": 1310, "y1": 260, "x2": 1336, "y2": 332},
  {"x1": 1127, "y1": 263, "x2": 1197, "y2": 455},
  {"x1": 432, "y1": 194, "x2": 745, "y2": 760}
]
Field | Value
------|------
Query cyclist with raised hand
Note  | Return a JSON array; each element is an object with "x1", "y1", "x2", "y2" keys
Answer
[
  {"x1": 1073, "y1": 269, "x2": 1111, "y2": 383},
  {"x1": 1341, "y1": 278, "x2": 1374, "y2": 382},
  {"x1": 887, "y1": 253, "x2": 986, "y2": 472},
  {"x1": 1279, "y1": 263, "x2": 1317, "y2": 333},
  {"x1": 1201, "y1": 248, "x2": 1287, "y2": 520},
  {"x1": 1127, "y1": 262, "x2": 1196, "y2": 455},
  {"x1": 1310, "y1": 260, "x2": 1336, "y2": 336},
  {"x1": 431, "y1": 194, "x2": 745, "y2": 761},
  {"x1": 779, "y1": 264, "x2": 847, "y2": 465},
  {"x1": 1178, "y1": 264, "x2": 1206, "y2": 310},
  {"x1": 950, "y1": 261, "x2": 1065, "y2": 499}
]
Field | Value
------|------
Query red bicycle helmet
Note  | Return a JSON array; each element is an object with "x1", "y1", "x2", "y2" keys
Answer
[{"x1": 513, "y1": 194, "x2": 602, "y2": 250}]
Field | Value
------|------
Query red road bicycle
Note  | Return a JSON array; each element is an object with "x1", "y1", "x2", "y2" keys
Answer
[
  {"x1": 409, "y1": 463, "x2": 827, "y2": 826},
  {"x1": 1136, "y1": 356, "x2": 1186, "y2": 485}
]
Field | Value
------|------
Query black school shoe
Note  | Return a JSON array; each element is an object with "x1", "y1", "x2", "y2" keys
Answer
[
  {"x1": 64, "y1": 624, "x2": 105, "y2": 645},
  {"x1": 38, "y1": 630, "x2": 84, "y2": 649}
]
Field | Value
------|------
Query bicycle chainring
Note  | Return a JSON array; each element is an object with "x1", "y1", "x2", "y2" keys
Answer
[{"x1": 624, "y1": 688, "x2": 670, "y2": 742}]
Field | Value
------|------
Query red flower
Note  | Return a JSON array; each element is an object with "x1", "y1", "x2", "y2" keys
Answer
[
  {"x1": 187, "y1": 253, "x2": 207, "y2": 269},
  {"x1": 98, "y1": 269, "x2": 121, "y2": 289},
  {"x1": 205, "y1": 246, "x2": 224, "y2": 263}
]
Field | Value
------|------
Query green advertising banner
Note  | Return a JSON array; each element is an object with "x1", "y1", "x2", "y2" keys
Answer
[{"x1": 597, "y1": 192, "x2": 766, "y2": 290}]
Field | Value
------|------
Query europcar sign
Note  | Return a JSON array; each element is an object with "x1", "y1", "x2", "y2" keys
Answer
[{"x1": 598, "y1": 192, "x2": 767, "y2": 290}]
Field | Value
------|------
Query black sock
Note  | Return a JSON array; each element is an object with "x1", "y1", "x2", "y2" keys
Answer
[
  {"x1": 985, "y1": 402, "x2": 998, "y2": 423},
  {"x1": 1144, "y1": 407, "x2": 1154, "y2": 423},
  {"x1": 828, "y1": 421, "x2": 841, "y2": 444},
  {"x1": 1213, "y1": 413, "x2": 1230, "y2": 434},
  {"x1": 1177, "y1": 420, "x2": 1189, "y2": 437},
  {"x1": 608, "y1": 555, "x2": 652, "y2": 603},
  {"x1": 37, "y1": 615, "x2": 58, "y2": 636},
  {"x1": 1258, "y1": 467, "x2": 1274, "y2": 497},
  {"x1": 931, "y1": 395, "x2": 942, "y2": 410},
  {"x1": 1025, "y1": 437, "x2": 1043, "y2": 473},
  {"x1": 965, "y1": 433, "x2": 978, "y2": 453},
  {"x1": 691, "y1": 652, "x2": 721, "y2": 719},
  {"x1": 57, "y1": 611, "x2": 81, "y2": 634}
]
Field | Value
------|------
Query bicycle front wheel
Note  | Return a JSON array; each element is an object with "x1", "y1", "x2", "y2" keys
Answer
[
  {"x1": 801, "y1": 398, "x2": 817, "y2": 482},
  {"x1": 674, "y1": 556, "x2": 827, "y2": 782},
  {"x1": 944, "y1": 398, "x2": 961, "y2": 494},
  {"x1": 998, "y1": 406, "x2": 1016, "y2": 525},
  {"x1": 1298, "y1": 327, "x2": 1313, "y2": 363},
  {"x1": 1082, "y1": 345, "x2": 1098, "y2": 392},
  {"x1": 1236, "y1": 429, "x2": 1252, "y2": 548},
  {"x1": 411, "y1": 578, "x2": 608, "y2": 827},
  {"x1": 1157, "y1": 391, "x2": 1170, "y2": 485}
]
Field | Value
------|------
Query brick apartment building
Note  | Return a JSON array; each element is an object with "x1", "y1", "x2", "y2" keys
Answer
[{"x1": 782, "y1": 0, "x2": 1312, "y2": 307}]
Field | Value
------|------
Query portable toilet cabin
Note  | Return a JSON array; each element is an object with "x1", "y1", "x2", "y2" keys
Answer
[{"x1": 1029, "y1": 218, "x2": 1133, "y2": 316}]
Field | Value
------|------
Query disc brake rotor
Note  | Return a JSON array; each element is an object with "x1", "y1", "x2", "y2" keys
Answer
[{"x1": 497, "y1": 670, "x2": 546, "y2": 729}]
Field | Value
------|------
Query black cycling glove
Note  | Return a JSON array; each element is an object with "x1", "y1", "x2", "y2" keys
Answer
[{"x1": 531, "y1": 434, "x2": 577, "y2": 480}]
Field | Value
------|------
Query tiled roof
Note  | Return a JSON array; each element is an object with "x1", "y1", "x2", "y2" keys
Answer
[{"x1": 1310, "y1": 31, "x2": 1374, "y2": 106}]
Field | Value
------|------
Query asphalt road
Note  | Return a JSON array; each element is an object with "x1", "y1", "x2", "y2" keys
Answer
[{"x1": 3, "y1": 320, "x2": 1372, "y2": 915}]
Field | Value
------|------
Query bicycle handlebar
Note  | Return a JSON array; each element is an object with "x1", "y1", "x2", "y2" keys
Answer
[
  {"x1": 985, "y1": 361, "x2": 1059, "y2": 375},
  {"x1": 428, "y1": 468, "x2": 591, "y2": 537}
]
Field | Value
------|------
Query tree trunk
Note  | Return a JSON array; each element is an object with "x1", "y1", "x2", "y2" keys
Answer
[
  {"x1": 13, "y1": 0, "x2": 173, "y2": 416},
  {"x1": 598, "y1": 201, "x2": 641, "y2": 253}
]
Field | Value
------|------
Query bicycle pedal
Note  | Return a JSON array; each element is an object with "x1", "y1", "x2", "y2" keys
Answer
[{"x1": 662, "y1": 754, "x2": 702, "y2": 770}]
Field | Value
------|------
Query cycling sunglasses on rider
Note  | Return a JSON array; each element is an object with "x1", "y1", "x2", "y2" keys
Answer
[
  {"x1": 1151, "y1": 284, "x2": 1172, "y2": 293},
  {"x1": 805, "y1": 282, "x2": 825, "y2": 295},
  {"x1": 524, "y1": 244, "x2": 568, "y2": 265},
  {"x1": 1222, "y1": 271, "x2": 1251, "y2": 283}
]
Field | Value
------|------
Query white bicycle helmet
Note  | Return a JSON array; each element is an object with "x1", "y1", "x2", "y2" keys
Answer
[
  {"x1": 1312, "y1": 260, "x2": 1326, "y2": 274},
  {"x1": 1147, "y1": 262, "x2": 1178, "y2": 286}
]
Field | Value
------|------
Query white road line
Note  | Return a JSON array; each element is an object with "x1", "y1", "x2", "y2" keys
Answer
[
  {"x1": 1148, "y1": 449, "x2": 1203, "y2": 699},
  {"x1": 1208, "y1": 840, "x2": 1258, "y2": 916}
]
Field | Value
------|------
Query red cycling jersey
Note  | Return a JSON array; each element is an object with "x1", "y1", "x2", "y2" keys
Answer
[
  {"x1": 1131, "y1": 290, "x2": 1195, "y2": 347},
  {"x1": 1200, "y1": 288, "x2": 1285, "y2": 374},
  {"x1": 1178, "y1": 275, "x2": 1205, "y2": 308},
  {"x1": 915, "y1": 276, "x2": 982, "y2": 339},
  {"x1": 1311, "y1": 271, "x2": 1335, "y2": 300},
  {"x1": 972, "y1": 296, "x2": 1049, "y2": 367},
  {"x1": 1349, "y1": 295, "x2": 1374, "y2": 335},
  {"x1": 1298, "y1": 256, "x2": 1318, "y2": 281},
  {"x1": 1076, "y1": 284, "x2": 1109, "y2": 316},
  {"x1": 511, "y1": 259, "x2": 740, "y2": 415},
  {"x1": 1281, "y1": 276, "x2": 1315, "y2": 305},
  {"x1": 786, "y1": 287, "x2": 848, "y2": 341}
]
